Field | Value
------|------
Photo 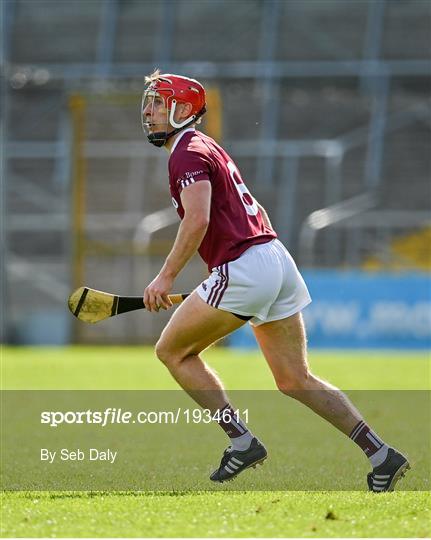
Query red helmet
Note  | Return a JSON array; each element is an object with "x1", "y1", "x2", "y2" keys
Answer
[{"x1": 142, "y1": 73, "x2": 206, "y2": 146}]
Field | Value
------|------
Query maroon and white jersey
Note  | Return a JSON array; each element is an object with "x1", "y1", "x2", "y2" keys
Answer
[{"x1": 168, "y1": 129, "x2": 277, "y2": 271}]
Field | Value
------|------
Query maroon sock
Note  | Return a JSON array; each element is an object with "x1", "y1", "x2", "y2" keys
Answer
[
  {"x1": 216, "y1": 404, "x2": 249, "y2": 438},
  {"x1": 350, "y1": 420, "x2": 386, "y2": 458}
]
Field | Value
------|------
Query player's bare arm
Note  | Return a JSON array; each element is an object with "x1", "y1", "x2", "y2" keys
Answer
[{"x1": 144, "y1": 180, "x2": 211, "y2": 312}]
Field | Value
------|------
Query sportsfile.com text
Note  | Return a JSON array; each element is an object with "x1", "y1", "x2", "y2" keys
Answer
[{"x1": 40, "y1": 408, "x2": 250, "y2": 428}]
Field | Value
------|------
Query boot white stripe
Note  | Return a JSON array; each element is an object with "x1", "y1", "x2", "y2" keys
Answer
[
  {"x1": 373, "y1": 479, "x2": 389, "y2": 486},
  {"x1": 374, "y1": 474, "x2": 390, "y2": 479},
  {"x1": 224, "y1": 465, "x2": 234, "y2": 473},
  {"x1": 231, "y1": 457, "x2": 243, "y2": 465},
  {"x1": 227, "y1": 461, "x2": 239, "y2": 470}
]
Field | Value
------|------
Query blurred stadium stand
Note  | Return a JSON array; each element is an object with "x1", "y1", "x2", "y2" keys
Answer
[{"x1": 1, "y1": 0, "x2": 430, "y2": 344}]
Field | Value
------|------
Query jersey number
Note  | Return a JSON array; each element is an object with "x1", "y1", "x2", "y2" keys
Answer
[{"x1": 227, "y1": 161, "x2": 259, "y2": 216}]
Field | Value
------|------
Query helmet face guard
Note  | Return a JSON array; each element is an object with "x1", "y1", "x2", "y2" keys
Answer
[
  {"x1": 141, "y1": 89, "x2": 171, "y2": 147},
  {"x1": 141, "y1": 74, "x2": 207, "y2": 147}
]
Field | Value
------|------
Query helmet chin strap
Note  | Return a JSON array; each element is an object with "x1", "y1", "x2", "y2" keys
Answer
[
  {"x1": 146, "y1": 122, "x2": 193, "y2": 147},
  {"x1": 147, "y1": 132, "x2": 169, "y2": 147},
  {"x1": 147, "y1": 105, "x2": 206, "y2": 147}
]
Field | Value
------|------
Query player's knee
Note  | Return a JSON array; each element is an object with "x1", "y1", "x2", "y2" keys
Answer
[
  {"x1": 155, "y1": 339, "x2": 175, "y2": 366},
  {"x1": 275, "y1": 368, "x2": 311, "y2": 395},
  {"x1": 155, "y1": 339, "x2": 187, "y2": 367}
]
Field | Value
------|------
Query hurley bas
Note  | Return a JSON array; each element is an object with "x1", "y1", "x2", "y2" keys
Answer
[{"x1": 41, "y1": 448, "x2": 117, "y2": 464}]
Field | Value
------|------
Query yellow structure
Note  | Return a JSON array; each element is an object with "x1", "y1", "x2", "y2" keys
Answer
[{"x1": 363, "y1": 227, "x2": 431, "y2": 271}]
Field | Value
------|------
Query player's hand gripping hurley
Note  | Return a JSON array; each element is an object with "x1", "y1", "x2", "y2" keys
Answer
[{"x1": 68, "y1": 287, "x2": 189, "y2": 324}]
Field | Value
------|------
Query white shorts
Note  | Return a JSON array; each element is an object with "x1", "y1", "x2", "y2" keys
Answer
[{"x1": 196, "y1": 239, "x2": 312, "y2": 326}]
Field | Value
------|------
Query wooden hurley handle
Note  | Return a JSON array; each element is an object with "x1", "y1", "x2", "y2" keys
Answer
[
  {"x1": 168, "y1": 293, "x2": 190, "y2": 304},
  {"x1": 68, "y1": 287, "x2": 191, "y2": 324}
]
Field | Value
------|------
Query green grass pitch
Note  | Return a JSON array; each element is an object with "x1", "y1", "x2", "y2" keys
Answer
[{"x1": 1, "y1": 346, "x2": 430, "y2": 538}]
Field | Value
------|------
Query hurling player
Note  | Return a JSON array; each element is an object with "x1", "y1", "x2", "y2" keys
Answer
[{"x1": 141, "y1": 70, "x2": 409, "y2": 491}]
